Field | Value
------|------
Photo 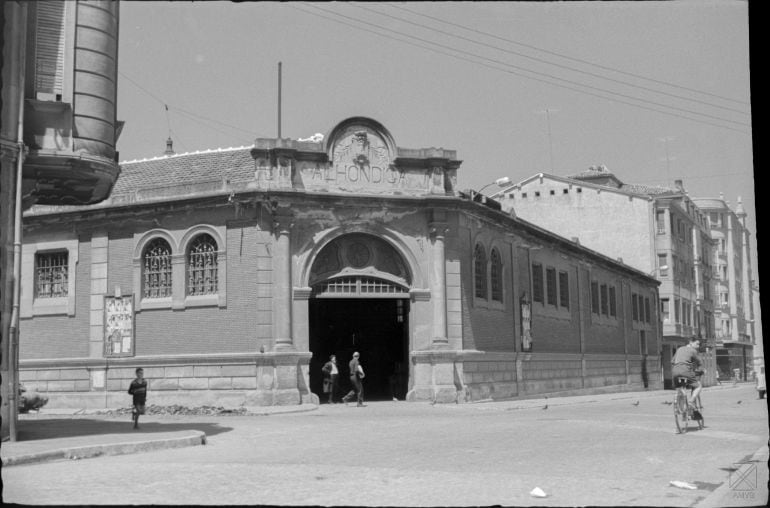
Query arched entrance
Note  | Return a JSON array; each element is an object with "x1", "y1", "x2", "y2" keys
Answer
[{"x1": 307, "y1": 234, "x2": 411, "y2": 402}]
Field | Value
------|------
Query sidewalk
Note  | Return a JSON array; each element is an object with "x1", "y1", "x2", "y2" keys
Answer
[
  {"x1": 1, "y1": 404, "x2": 318, "y2": 467},
  {"x1": 0, "y1": 384, "x2": 746, "y2": 467}
]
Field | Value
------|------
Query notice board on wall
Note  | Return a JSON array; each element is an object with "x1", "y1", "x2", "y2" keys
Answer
[{"x1": 104, "y1": 295, "x2": 135, "y2": 357}]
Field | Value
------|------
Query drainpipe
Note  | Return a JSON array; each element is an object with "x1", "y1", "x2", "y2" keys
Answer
[{"x1": 8, "y1": 17, "x2": 28, "y2": 440}]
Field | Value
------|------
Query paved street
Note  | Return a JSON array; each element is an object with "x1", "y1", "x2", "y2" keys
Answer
[{"x1": 3, "y1": 384, "x2": 767, "y2": 506}]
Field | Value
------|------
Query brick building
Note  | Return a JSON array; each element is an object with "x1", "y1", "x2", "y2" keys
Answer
[
  {"x1": 494, "y1": 166, "x2": 719, "y2": 388},
  {"x1": 18, "y1": 118, "x2": 662, "y2": 410}
]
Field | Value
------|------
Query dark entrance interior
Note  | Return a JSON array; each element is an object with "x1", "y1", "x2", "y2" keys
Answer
[{"x1": 309, "y1": 298, "x2": 409, "y2": 402}]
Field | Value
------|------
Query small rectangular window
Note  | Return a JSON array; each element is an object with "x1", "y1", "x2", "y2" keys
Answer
[
  {"x1": 532, "y1": 263, "x2": 543, "y2": 303},
  {"x1": 656, "y1": 211, "x2": 666, "y2": 234},
  {"x1": 549, "y1": 190, "x2": 555, "y2": 195},
  {"x1": 644, "y1": 297, "x2": 651, "y2": 323},
  {"x1": 522, "y1": 192, "x2": 527, "y2": 198},
  {"x1": 591, "y1": 281, "x2": 599, "y2": 314},
  {"x1": 35, "y1": 251, "x2": 68, "y2": 298},
  {"x1": 600, "y1": 284, "x2": 608, "y2": 315},
  {"x1": 535, "y1": 191, "x2": 541, "y2": 197},
  {"x1": 577, "y1": 188, "x2": 582, "y2": 193},
  {"x1": 558, "y1": 271, "x2": 569, "y2": 309},
  {"x1": 546, "y1": 267, "x2": 557, "y2": 305},
  {"x1": 658, "y1": 254, "x2": 668, "y2": 276},
  {"x1": 609, "y1": 286, "x2": 617, "y2": 317},
  {"x1": 632, "y1": 294, "x2": 639, "y2": 321},
  {"x1": 661, "y1": 298, "x2": 669, "y2": 322}
]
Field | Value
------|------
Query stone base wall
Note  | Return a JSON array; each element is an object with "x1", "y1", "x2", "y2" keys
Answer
[
  {"x1": 18, "y1": 352, "x2": 318, "y2": 410},
  {"x1": 408, "y1": 350, "x2": 663, "y2": 403}
]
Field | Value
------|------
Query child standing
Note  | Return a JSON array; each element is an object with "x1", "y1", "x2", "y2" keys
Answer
[{"x1": 128, "y1": 368, "x2": 147, "y2": 429}]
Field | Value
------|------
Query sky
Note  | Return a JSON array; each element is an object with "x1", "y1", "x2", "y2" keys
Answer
[{"x1": 115, "y1": 1, "x2": 757, "y2": 275}]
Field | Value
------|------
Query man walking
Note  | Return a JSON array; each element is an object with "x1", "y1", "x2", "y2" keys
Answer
[{"x1": 342, "y1": 351, "x2": 365, "y2": 407}]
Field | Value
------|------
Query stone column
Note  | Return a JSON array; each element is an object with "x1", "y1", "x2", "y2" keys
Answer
[
  {"x1": 430, "y1": 221, "x2": 449, "y2": 348},
  {"x1": 272, "y1": 206, "x2": 294, "y2": 350}
]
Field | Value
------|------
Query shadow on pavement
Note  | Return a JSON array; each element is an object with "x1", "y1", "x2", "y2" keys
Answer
[{"x1": 15, "y1": 418, "x2": 233, "y2": 441}]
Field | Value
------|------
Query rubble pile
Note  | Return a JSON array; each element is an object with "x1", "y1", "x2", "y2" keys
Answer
[{"x1": 94, "y1": 404, "x2": 249, "y2": 416}]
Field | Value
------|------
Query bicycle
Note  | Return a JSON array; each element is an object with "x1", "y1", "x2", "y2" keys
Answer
[{"x1": 673, "y1": 376, "x2": 705, "y2": 434}]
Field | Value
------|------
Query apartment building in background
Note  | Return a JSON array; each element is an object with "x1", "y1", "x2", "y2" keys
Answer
[
  {"x1": 494, "y1": 166, "x2": 720, "y2": 388},
  {"x1": 692, "y1": 195, "x2": 757, "y2": 381}
]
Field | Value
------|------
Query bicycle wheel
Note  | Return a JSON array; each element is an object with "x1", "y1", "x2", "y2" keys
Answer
[
  {"x1": 674, "y1": 390, "x2": 688, "y2": 434},
  {"x1": 693, "y1": 396, "x2": 705, "y2": 430}
]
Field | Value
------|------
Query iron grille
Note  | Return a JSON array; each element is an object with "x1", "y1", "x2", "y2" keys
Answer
[
  {"x1": 35, "y1": 251, "x2": 68, "y2": 298},
  {"x1": 187, "y1": 234, "x2": 218, "y2": 295},
  {"x1": 143, "y1": 238, "x2": 172, "y2": 298}
]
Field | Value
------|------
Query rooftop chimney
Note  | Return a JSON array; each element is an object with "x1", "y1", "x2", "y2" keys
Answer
[{"x1": 164, "y1": 136, "x2": 175, "y2": 156}]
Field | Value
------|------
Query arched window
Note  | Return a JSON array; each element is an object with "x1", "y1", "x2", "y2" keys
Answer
[
  {"x1": 143, "y1": 238, "x2": 172, "y2": 298},
  {"x1": 490, "y1": 248, "x2": 503, "y2": 302},
  {"x1": 187, "y1": 234, "x2": 218, "y2": 295},
  {"x1": 474, "y1": 243, "x2": 487, "y2": 299}
]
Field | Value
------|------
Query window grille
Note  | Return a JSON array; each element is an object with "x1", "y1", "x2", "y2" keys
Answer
[
  {"x1": 474, "y1": 244, "x2": 487, "y2": 299},
  {"x1": 557, "y1": 271, "x2": 569, "y2": 309},
  {"x1": 490, "y1": 248, "x2": 503, "y2": 302},
  {"x1": 35, "y1": 251, "x2": 68, "y2": 298},
  {"x1": 532, "y1": 263, "x2": 544, "y2": 303},
  {"x1": 143, "y1": 238, "x2": 172, "y2": 298},
  {"x1": 546, "y1": 268, "x2": 557, "y2": 306},
  {"x1": 314, "y1": 277, "x2": 407, "y2": 297},
  {"x1": 187, "y1": 234, "x2": 218, "y2": 295}
]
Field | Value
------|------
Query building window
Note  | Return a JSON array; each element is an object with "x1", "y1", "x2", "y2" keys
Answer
[
  {"x1": 639, "y1": 295, "x2": 646, "y2": 324},
  {"x1": 35, "y1": 251, "x2": 68, "y2": 298},
  {"x1": 609, "y1": 286, "x2": 617, "y2": 317},
  {"x1": 546, "y1": 267, "x2": 557, "y2": 306},
  {"x1": 656, "y1": 211, "x2": 666, "y2": 234},
  {"x1": 632, "y1": 294, "x2": 639, "y2": 321},
  {"x1": 187, "y1": 234, "x2": 218, "y2": 296},
  {"x1": 143, "y1": 238, "x2": 172, "y2": 299},
  {"x1": 474, "y1": 244, "x2": 487, "y2": 299},
  {"x1": 600, "y1": 284, "x2": 608, "y2": 315},
  {"x1": 490, "y1": 248, "x2": 503, "y2": 302},
  {"x1": 644, "y1": 297, "x2": 651, "y2": 323},
  {"x1": 658, "y1": 254, "x2": 668, "y2": 276},
  {"x1": 32, "y1": 1, "x2": 66, "y2": 100},
  {"x1": 591, "y1": 281, "x2": 599, "y2": 314},
  {"x1": 558, "y1": 271, "x2": 569, "y2": 309},
  {"x1": 532, "y1": 263, "x2": 544, "y2": 303},
  {"x1": 674, "y1": 298, "x2": 680, "y2": 323},
  {"x1": 661, "y1": 298, "x2": 669, "y2": 322}
]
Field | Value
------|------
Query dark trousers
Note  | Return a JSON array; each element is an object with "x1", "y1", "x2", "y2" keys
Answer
[
  {"x1": 343, "y1": 375, "x2": 364, "y2": 404},
  {"x1": 327, "y1": 374, "x2": 338, "y2": 403}
]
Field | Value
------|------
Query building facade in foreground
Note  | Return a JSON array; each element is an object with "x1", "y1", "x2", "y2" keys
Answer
[
  {"x1": 19, "y1": 118, "x2": 661, "y2": 409},
  {"x1": 494, "y1": 167, "x2": 719, "y2": 388},
  {"x1": 2, "y1": 0, "x2": 121, "y2": 440}
]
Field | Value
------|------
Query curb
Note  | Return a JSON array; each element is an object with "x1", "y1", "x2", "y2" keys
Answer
[{"x1": 2, "y1": 431, "x2": 206, "y2": 467}]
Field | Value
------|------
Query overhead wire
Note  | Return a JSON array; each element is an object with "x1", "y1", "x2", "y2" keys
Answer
[
  {"x1": 386, "y1": 2, "x2": 748, "y2": 107},
  {"x1": 354, "y1": 3, "x2": 749, "y2": 116},
  {"x1": 119, "y1": 71, "x2": 254, "y2": 149},
  {"x1": 292, "y1": 3, "x2": 749, "y2": 134}
]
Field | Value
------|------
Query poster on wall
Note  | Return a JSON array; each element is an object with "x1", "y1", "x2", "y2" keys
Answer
[
  {"x1": 521, "y1": 294, "x2": 532, "y2": 352},
  {"x1": 104, "y1": 295, "x2": 135, "y2": 357}
]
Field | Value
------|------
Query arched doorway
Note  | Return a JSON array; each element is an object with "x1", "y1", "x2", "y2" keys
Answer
[{"x1": 307, "y1": 234, "x2": 411, "y2": 402}]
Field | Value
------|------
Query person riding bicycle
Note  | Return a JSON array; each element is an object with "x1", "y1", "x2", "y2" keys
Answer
[{"x1": 671, "y1": 337, "x2": 704, "y2": 405}]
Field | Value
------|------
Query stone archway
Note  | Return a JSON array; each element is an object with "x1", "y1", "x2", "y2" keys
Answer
[{"x1": 307, "y1": 233, "x2": 412, "y2": 402}]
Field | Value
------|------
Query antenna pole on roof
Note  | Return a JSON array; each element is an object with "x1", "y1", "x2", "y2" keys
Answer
[{"x1": 277, "y1": 62, "x2": 282, "y2": 139}]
